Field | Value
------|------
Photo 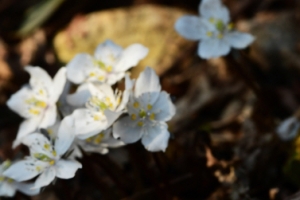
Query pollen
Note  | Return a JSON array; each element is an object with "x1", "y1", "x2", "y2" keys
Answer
[
  {"x1": 106, "y1": 66, "x2": 113, "y2": 72},
  {"x1": 39, "y1": 89, "x2": 45, "y2": 95},
  {"x1": 206, "y1": 31, "x2": 213, "y2": 37},
  {"x1": 131, "y1": 114, "x2": 137, "y2": 120},
  {"x1": 89, "y1": 72, "x2": 96, "y2": 77},
  {"x1": 36, "y1": 101, "x2": 47, "y2": 108},
  {"x1": 227, "y1": 23, "x2": 234, "y2": 30},
  {"x1": 29, "y1": 108, "x2": 40, "y2": 115},
  {"x1": 44, "y1": 143, "x2": 50, "y2": 150},
  {"x1": 49, "y1": 160, "x2": 55, "y2": 165},
  {"x1": 139, "y1": 110, "x2": 146, "y2": 118},
  {"x1": 133, "y1": 102, "x2": 139, "y2": 108},
  {"x1": 52, "y1": 151, "x2": 57, "y2": 157},
  {"x1": 209, "y1": 17, "x2": 215, "y2": 23},
  {"x1": 147, "y1": 104, "x2": 152, "y2": 110},
  {"x1": 98, "y1": 76, "x2": 105, "y2": 81},
  {"x1": 85, "y1": 137, "x2": 92, "y2": 143},
  {"x1": 36, "y1": 166, "x2": 41, "y2": 172},
  {"x1": 137, "y1": 121, "x2": 144, "y2": 127},
  {"x1": 94, "y1": 114, "x2": 101, "y2": 121},
  {"x1": 95, "y1": 133, "x2": 105, "y2": 144},
  {"x1": 149, "y1": 113, "x2": 155, "y2": 120},
  {"x1": 217, "y1": 33, "x2": 224, "y2": 39}
]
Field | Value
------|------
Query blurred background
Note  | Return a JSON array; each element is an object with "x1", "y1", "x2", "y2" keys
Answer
[{"x1": 1, "y1": 0, "x2": 300, "y2": 199}]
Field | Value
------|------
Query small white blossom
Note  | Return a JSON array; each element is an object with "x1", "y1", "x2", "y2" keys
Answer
[
  {"x1": 276, "y1": 117, "x2": 300, "y2": 141},
  {"x1": 0, "y1": 160, "x2": 40, "y2": 197},
  {"x1": 113, "y1": 67, "x2": 176, "y2": 152},
  {"x1": 69, "y1": 83, "x2": 128, "y2": 139},
  {"x1": 6, "y1": 66, "x2": 66, "y2": 147},
  {"x1": 66, "y1": 40, "x2": 149, "y2": 85},
  {"x1": 175, "y1": 0, "x2": 254, "y2": 59},
  {"x1": 3, "y1": 133, "x2": 82, "y2": 189}
]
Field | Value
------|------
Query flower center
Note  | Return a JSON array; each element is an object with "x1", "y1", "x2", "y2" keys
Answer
[
  {"x1": 25, "y1": 97, "x2": 47, "y2": 116},
  {"x1": 207, "y1": 18, "x2": 234, "y2": 39},
  {"x1": 85, "y1": 132, "x2": 105, "y2": 144},
  {"x1": 130, "y1": 101, "x2": 156, "y2": 126}
]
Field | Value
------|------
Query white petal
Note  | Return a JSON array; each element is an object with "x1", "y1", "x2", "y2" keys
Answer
[
  {"x1": 15, "y1": 182, "x2": 40, "y2": 196},
  {"x1": 50, "y1": 67, "x2": 67, "y2": 102},
  {"x1": 22, "y1": 133, "x2": 55, "y2": 158},
  {"x1": 67, "y1": 83, "x2": 91, "y2": 107},
  {"x1": 276, "y1": 117, "x2": 300, "y2": 141},
  {"x1": 94, "y1": 40, "x2": 123, "y2": 65},
  {"x1": 90, "y1": 83, "x2": 114, "y2": 101},
  {"x1": 135, "y1": 67, "x2": 161, "y2": 97},
  {"x1": 13, "y1": 117, "x2": 41, "y2": 148},
  {"x1": 66, "y1": 53, "x2": 94, "y2": 84},
  {"x1": 141, "y1": 123, "x2": 170, "y2": 152},
  {"x1": 25, "y1": 66, "x2": 53, "y2": 91},
  {"x1": 39, "y1": 105, "x2": 57, "y2": 129},
  {"x1": 175, "y1": 15, "x2": 209, "y2": 40},
  {"x1": 6, "y1": 86, "x2": 32, "y2": 118},
  {"x1": 114, "y1": 44, "x2": 148, "y2": 72},
  {"x1": 200, "y1": 0, "x2": 230, "y2": 24},
  {"x1": 198, "y1": 38, "x2": 230, "y2": 59},
  {"x1": 73, "y1": 109, "x2": 107, "y2": 137},
  {"x1": 32, "y1": 167, "x2": 56, "y2": 189},
  {"x1": 55, "y1": 116, "x2": 76, "y2": 156},
  {"x1": 3, "y1": 159, "x2": 45, "y2": 181},
  {"x1": 55, "y1": 159, "x2": 82, "y2": 179},
  {"x1": 106, "y1": 72, "x2": 125, "y2": 85},
  {"x1": 105, "y1": 109, "x2": 122, "y2": 128},
  {"x1": 113, "y1": 116, "x2": 143, "y2": 143},
  {"x1": 152, "y1": 91, "x2": 176, "y2": 121},
  {"x1": 0, "y1": 181, "x2": 16, "y2": 197},
  {"x1": 225, "y1": 31, "x2": 255, "y2": 49}
]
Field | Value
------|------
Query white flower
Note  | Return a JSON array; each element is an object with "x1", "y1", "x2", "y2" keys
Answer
[
  {"x1": 66, "y1": 40, "x2": 148, "y2": 85},
  {"x1": 3, "y1": 133, "x2": 82, "y2": 189},
  {"x1": 276, "y1": 117, "x2": 300, "y2": 141},
  {"x1": 69, "y1": 83, "x2": 127, "y2": 139},
  {"x1": 113, "y1": 67, "x2": 176, "y2": 152},
  {"x1": 0, "y1": 160, "x2": 40, "y2": 197},
  {"x1": 175, "y1": 0, "x2": 254, "y2": 59},
  {"x1": 6, "y1": 66, "x2": 66, "y2": 147}
]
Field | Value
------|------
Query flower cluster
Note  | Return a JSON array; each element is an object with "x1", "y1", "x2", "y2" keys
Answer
[
  {"x1": 175, "y1": 0, "x2": 254, "y2": 59},
  {"x1": 2, "y1": 40, "x2": 176, "y2": 196}
]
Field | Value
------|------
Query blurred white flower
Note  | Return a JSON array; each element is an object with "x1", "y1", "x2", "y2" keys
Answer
[
  {"x1": 6, "y1": 66, "x2": 66, "y2": 147},
  {"x1": 66, "y1": 40, "x2": 148, "y2": 85},
  {"x1": 0, "y1": 160, "x2": 40, "y2": 197},
  {"x1": 276, "y1": 117, "x2": 300, "y2": 141},
  {"x1": 113, "y1": 67, "x2": 176, "y2": 152},
  {"x1": 3, "y1": 133, "x2": 81, "y2": 189},
  {"x1": 175, "y1": 0, "x2": 254, "y2": 59}
]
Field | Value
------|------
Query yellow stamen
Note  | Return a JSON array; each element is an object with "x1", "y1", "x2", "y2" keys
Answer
[
  {"x1": 150, "y1": 113, "x2": 155, "y2": 120},
  {"x1": 147, "y1": 104, "x2": 152, "y2": 110},
  {"x1": 52, "y1": 151, "x2": 57, "y2": 157},
  {"x1": 217, "y1": 33, "x2": 224, "y2": 39},
  {"x1": 138, "y1": 121, "x2": 144, "y2": 127},
  {"x1": 36, "y1": 166, "x2": 41, "y2": 172},
  {"x1": 133, "y1": 102, "x2": 139, "y2": 108},
  {"x1": 29, "y1": 108, "x2": 40, "y2": 115},
  {"x1": 206, "y1": 31, "x2": 213, "y2": 37},
  {"x1": 131, "y1": 114, "x2": 137, "y2": 120},
  {"x1": 0, "y1": 176, "x2": 4, "y2": 181},
  {"x1": 209, "y1": 17, "x2": 215, "y2": 23},
  {"x1": 89, "y1": 72, "x2": 96, "y2": 77},
  {"x1": 98, "y1": 76, "x2": 105, "y2": 81},
  {"x1": 139, "y1": 110, "x2": 146, "y2": 118},
  {"x1": 95, "y1": 133, "x2": 105, "y2": 144},
  {"x1": 227, "y1": 22, "x2": 234, "y2": 30},
  {"x1": 94, "y1": 115, "x2": 100, "y2": 121},
  {"x1": 44, "y1": 143, "x2": 50, "y2": 150},
  {"x1": 106, "y1": 66, "x2": 113, "y2": 72},
  {"x1": 49, "y1": 160, "x2": 55, "y2": 165}
]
